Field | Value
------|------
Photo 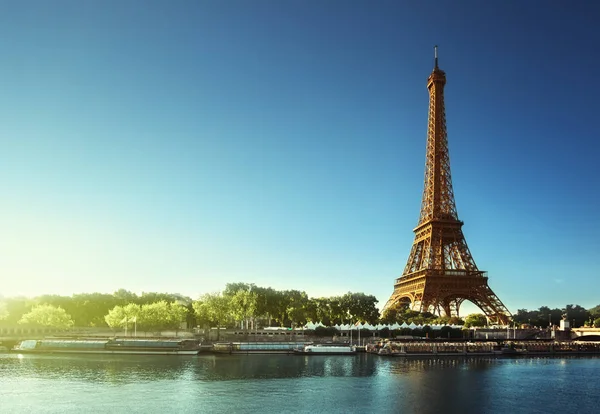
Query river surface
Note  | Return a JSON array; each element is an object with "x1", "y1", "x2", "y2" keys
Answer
[{"x1": 1, "y1": 352, "x2": 599, "y2": 413}]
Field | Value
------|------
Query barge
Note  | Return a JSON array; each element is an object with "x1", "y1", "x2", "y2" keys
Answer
[
  {"x1": 13, "y1": 338, "x2": 201, "y2": 355},
  {"x1": 212, "y1": 341, "x2": 309, "y2": 354},
  {"x1": 293, "y1": 344, "x2": 357, "y2": 355},
  {"x1": 367, "y1": 340, "x2": 600, "y2": 357}
]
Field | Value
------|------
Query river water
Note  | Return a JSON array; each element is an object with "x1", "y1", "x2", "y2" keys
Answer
[{"x1": 1, "y1": 352, "x2": 599, "y2": 413}]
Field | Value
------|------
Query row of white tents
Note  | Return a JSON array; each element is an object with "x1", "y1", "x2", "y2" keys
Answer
[{"x1": 302, "y1": 322, "x2": 463, "y2": 331}]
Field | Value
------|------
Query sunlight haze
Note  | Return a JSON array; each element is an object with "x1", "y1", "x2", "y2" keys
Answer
[{"x1": 1, "y1": 2, "x2": 599, "y2": 313}]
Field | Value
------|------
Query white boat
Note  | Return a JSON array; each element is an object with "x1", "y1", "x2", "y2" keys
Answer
[
  {"x1": 12, "y1": 339, "x2": 200, "y2": 355},
  {"x1": 293, "y1": 344, "x2": 357, "y2": 355}
]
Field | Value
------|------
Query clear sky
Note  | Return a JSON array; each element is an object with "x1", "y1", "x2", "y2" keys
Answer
[{"x1": 1, "y1": 1, "x2": 599, "y2": 313}]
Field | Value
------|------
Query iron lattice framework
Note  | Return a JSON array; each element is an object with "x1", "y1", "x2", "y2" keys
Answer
[{"x1": 383, "y1": 48, "x2": 511, "y2": 325}]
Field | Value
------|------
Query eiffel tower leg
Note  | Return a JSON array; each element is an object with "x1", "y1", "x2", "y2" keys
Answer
[
  {"x1": 453, "y1": 298, "x2": 465, "y2": 318},
  {"x1": 434, "y1": 303, "x2": 444, "y2": 317},
  {"x1": 412, "y1": 292, "x2": 424, "y2": 312},
  {"x1": 442, "y1": 301, "x2": 452, "y2": 318},
  {"x1": 470, "y1": 293, "x2": 510, "y2": 326}
]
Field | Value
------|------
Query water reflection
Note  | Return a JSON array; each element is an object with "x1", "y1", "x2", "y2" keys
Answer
[
  {"x1": 5, "y1": 353, "x2": 594, "y2": 384},
  {"x1": 2, "y1": 353, "x2": 198, "y2": 384},
  {"x1": 2, "y1": 353, "x2": 600, "y2": 414}
]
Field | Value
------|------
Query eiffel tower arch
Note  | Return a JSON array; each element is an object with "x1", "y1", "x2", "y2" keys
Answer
[{"x1": 383, "y1": 47, "x2": 511, "y2": 326}]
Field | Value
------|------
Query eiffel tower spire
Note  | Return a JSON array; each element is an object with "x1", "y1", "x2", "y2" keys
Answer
[{"x1": 383, "y1": 48, "x2": 511, "y2": 325}]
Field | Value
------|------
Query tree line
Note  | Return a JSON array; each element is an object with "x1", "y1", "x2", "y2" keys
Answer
[
  {"x1": 512, "y1": 304, "x2": 600, "y2": 328},
  {"x1": 0, "y1": 290, "x2": 194, "y2": 329},
  {"x1": 2, "y1": 285, "x2": 599, "y2": 332}
]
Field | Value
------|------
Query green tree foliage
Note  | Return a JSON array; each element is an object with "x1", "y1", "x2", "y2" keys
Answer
[
  {"x1": 307, "y1": 297, "x2": 343, "y2": 326},
  {"x1": 138, "y1": 292, "x2": 191, "y2": 306},
  {"x1": 113, "y1": 289, "x2": 139, "y2": 305},
  {"x1": 589, "y1": 305, "x2": 600, "y2": 319},
  {"x1": 513, "y1": 305, "x2": 589, "y2": 328},
  {"x1": 270, "y1": 290, "x2": 290, "y2": 327},
  {"x1": 286, "y1": 290, "x2": 310, "y2": 328},
  {"x1": 464, "y1": 313, "x2": 487, "y2": 328},
  {"x1": 1, "y1": 290, "x2": 193, "y2": 328},
  {"x1": 340, "y1": 292, "x2": 380, "y2": 324},
  {"x1": 0, "y1": 300, "x2": 8, "y2": 321},
  {"x1": 313, "y1": 326, "x2": 340, "y2": 337},
  {"x1": 447, "y1": 316, "x2": 464, "y2": 325},
  {"x1": 252, "y1": 286, "x2": 272, "y2": 324},
  {"x1": 139, "y1": 301, "x2": 167, "y2": 333},
  {"x1": 69, "y1": 293, "x2": 121, "y2": 326},
  {"x1": 7, "y1": 284, "x2": 600, "y2": 334},
  {"x1": 380, "y1": 302, "x2": 410, "y2": 324},
  {"x1": 104, "y1": 303, "x2": 141, "y2": 330},
  {"x1": 104, "y1": 305, "x2": 129, "y2": 329},
  {"x1": 564, "y1": 304, "x2": 590, "y2": 328},
  {"x1": 594, "y1": 318, "x2": 600, "y2": 328},
  {"x1": 192, "y1": 293, "x2": 231, "y2": 340},
  {"x1": 18, "y1": 304, "x2": 74, "y2": 329},
  {"x1": 169, "y1": 302, "x2": 189, "y2": 331},
  {"x1": 104, "y1": 301, "x2": 188, "y2": 334},
  {"x1": 230, "y1": 290, "x2": 258, "y2": 332},
  {"x1": 223, "y1": 283, "x2": 255, "y2": 297},
  {"x1": 2, "y1": 297, "x2": 37, "y2": 325}
]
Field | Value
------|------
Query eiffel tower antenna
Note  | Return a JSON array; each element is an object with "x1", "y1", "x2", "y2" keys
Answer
[{"x1": 383, "y1": 50, "x2": 511, "y2": 325}]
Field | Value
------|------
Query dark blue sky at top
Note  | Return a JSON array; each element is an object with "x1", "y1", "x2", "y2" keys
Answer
[{"x1": 0, "y1": 1, "x2": 598, "y2": 313}]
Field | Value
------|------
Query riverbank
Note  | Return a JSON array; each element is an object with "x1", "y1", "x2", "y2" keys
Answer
[
  {"x1": 5, "y1": 335, "x2": 600, "y2": 358},
  {"x1": 366, "y1": 340, "x2": 600, "y2": 357}
]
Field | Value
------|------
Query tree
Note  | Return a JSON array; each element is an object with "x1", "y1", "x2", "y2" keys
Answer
[
  {"x1": 594, "y1": 318, "x2": 600, "y2": 328},
  {"x1": 223, "y1": 283, "x2": 256, "y2": 297},
  {"x1": 305, "y1": 297, "x2": 341, "y2": 325},
  {"x1": 104, "y1": 305, "x2": 128, "y2": 330},
  {"x1": 464, "y1": 313, "x2": 487, "y2": 328},
  {"x1": 138, "y1": 292, "x2": 192, "y2": 306},
  {"x1": 193, "y1": 293, "x2": 231, "y2": 341},
  {"x1": 254, "y1": 287, "x2": 280, "y2": 326},
  {"x1": 0, "y1": 301, "x2": 8, "y2": 321},
  {"x1": 230, "y1": 290, "x2": 258, "y2": 334},
  {"x1": 18, "y1": 304, "x2": 74, "y2": 329},
  {"x1": 2, "y1": 297, "x2": 35, "y2": 325},
  {"x1": 513, "y1": 308, "x2": 537, "y2": 325},
  {"x1": 448, "y1": 316, "x2": 464, "y2": 325},
  {"x1": 113, "y1": 289, "x2": 139, "y2": 305},
  {"x1": 340, "y1": 292, "x2": 380, "y2": 324},
  {"x1": 286, "y1": 290, "x2": 310, "y2": 328},
  {"x1": 139, "y1": 301, "x2": 168, "y2": 333},
  {"x1": 589, "y1": 305, "x2": 600, "y2": 319},
  {"x1": 104, "y1": 303, "x2": 141, "y2": 332},
  {"x1": 270, "y1": 290, "x2": 290, "y2": 327},
  {"x1": 564, "y1": 304, "x2": 589, "y2": 328},
  {"x1": 380, "y1": 302, "x2": 410, "y2": 324},
  {"x1": 167, "y1": 302, "x2": 189, "y2": 334}
]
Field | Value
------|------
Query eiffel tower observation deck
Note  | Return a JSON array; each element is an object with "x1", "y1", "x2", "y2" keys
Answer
[{"x1": 383, "y1": 47, "x2": 511, "y2": 326}]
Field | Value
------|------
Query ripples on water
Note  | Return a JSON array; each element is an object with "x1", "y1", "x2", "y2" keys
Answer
[{"x1": 1, "y1": 353, "x2": 600, "y2": 413}]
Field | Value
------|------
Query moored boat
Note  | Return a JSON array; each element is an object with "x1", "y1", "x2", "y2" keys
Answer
[
  {"x1": 293, "y1": 344, "x2": 357, "y2": 355},
  {"x1": 12, "y1": 338, "x2": 200, "y2": 355},
  {"x1": 212, "y1": 342, "x2": 307, "y2": 354},
  {"x1": 492, "y1": 345, "x2": 528, "y2": 357}
]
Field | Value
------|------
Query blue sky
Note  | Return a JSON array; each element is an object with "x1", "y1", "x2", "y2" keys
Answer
[{"x1": 0, "y1": 1, "x2": 598, "y2": 313}]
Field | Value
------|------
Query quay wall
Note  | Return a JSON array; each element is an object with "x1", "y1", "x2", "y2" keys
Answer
[{"x1": 367, "y1": 340, "x2": 600, "y2": 356}]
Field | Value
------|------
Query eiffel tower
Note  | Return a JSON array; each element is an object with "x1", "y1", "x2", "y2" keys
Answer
[{"x1": 383, "y1": 47, "x2": 511, "y2": 325}]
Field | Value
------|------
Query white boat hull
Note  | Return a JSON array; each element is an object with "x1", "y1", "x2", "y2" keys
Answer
[{"x1": 293, "y1": 345, "x2": 357, "y2": 355}]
